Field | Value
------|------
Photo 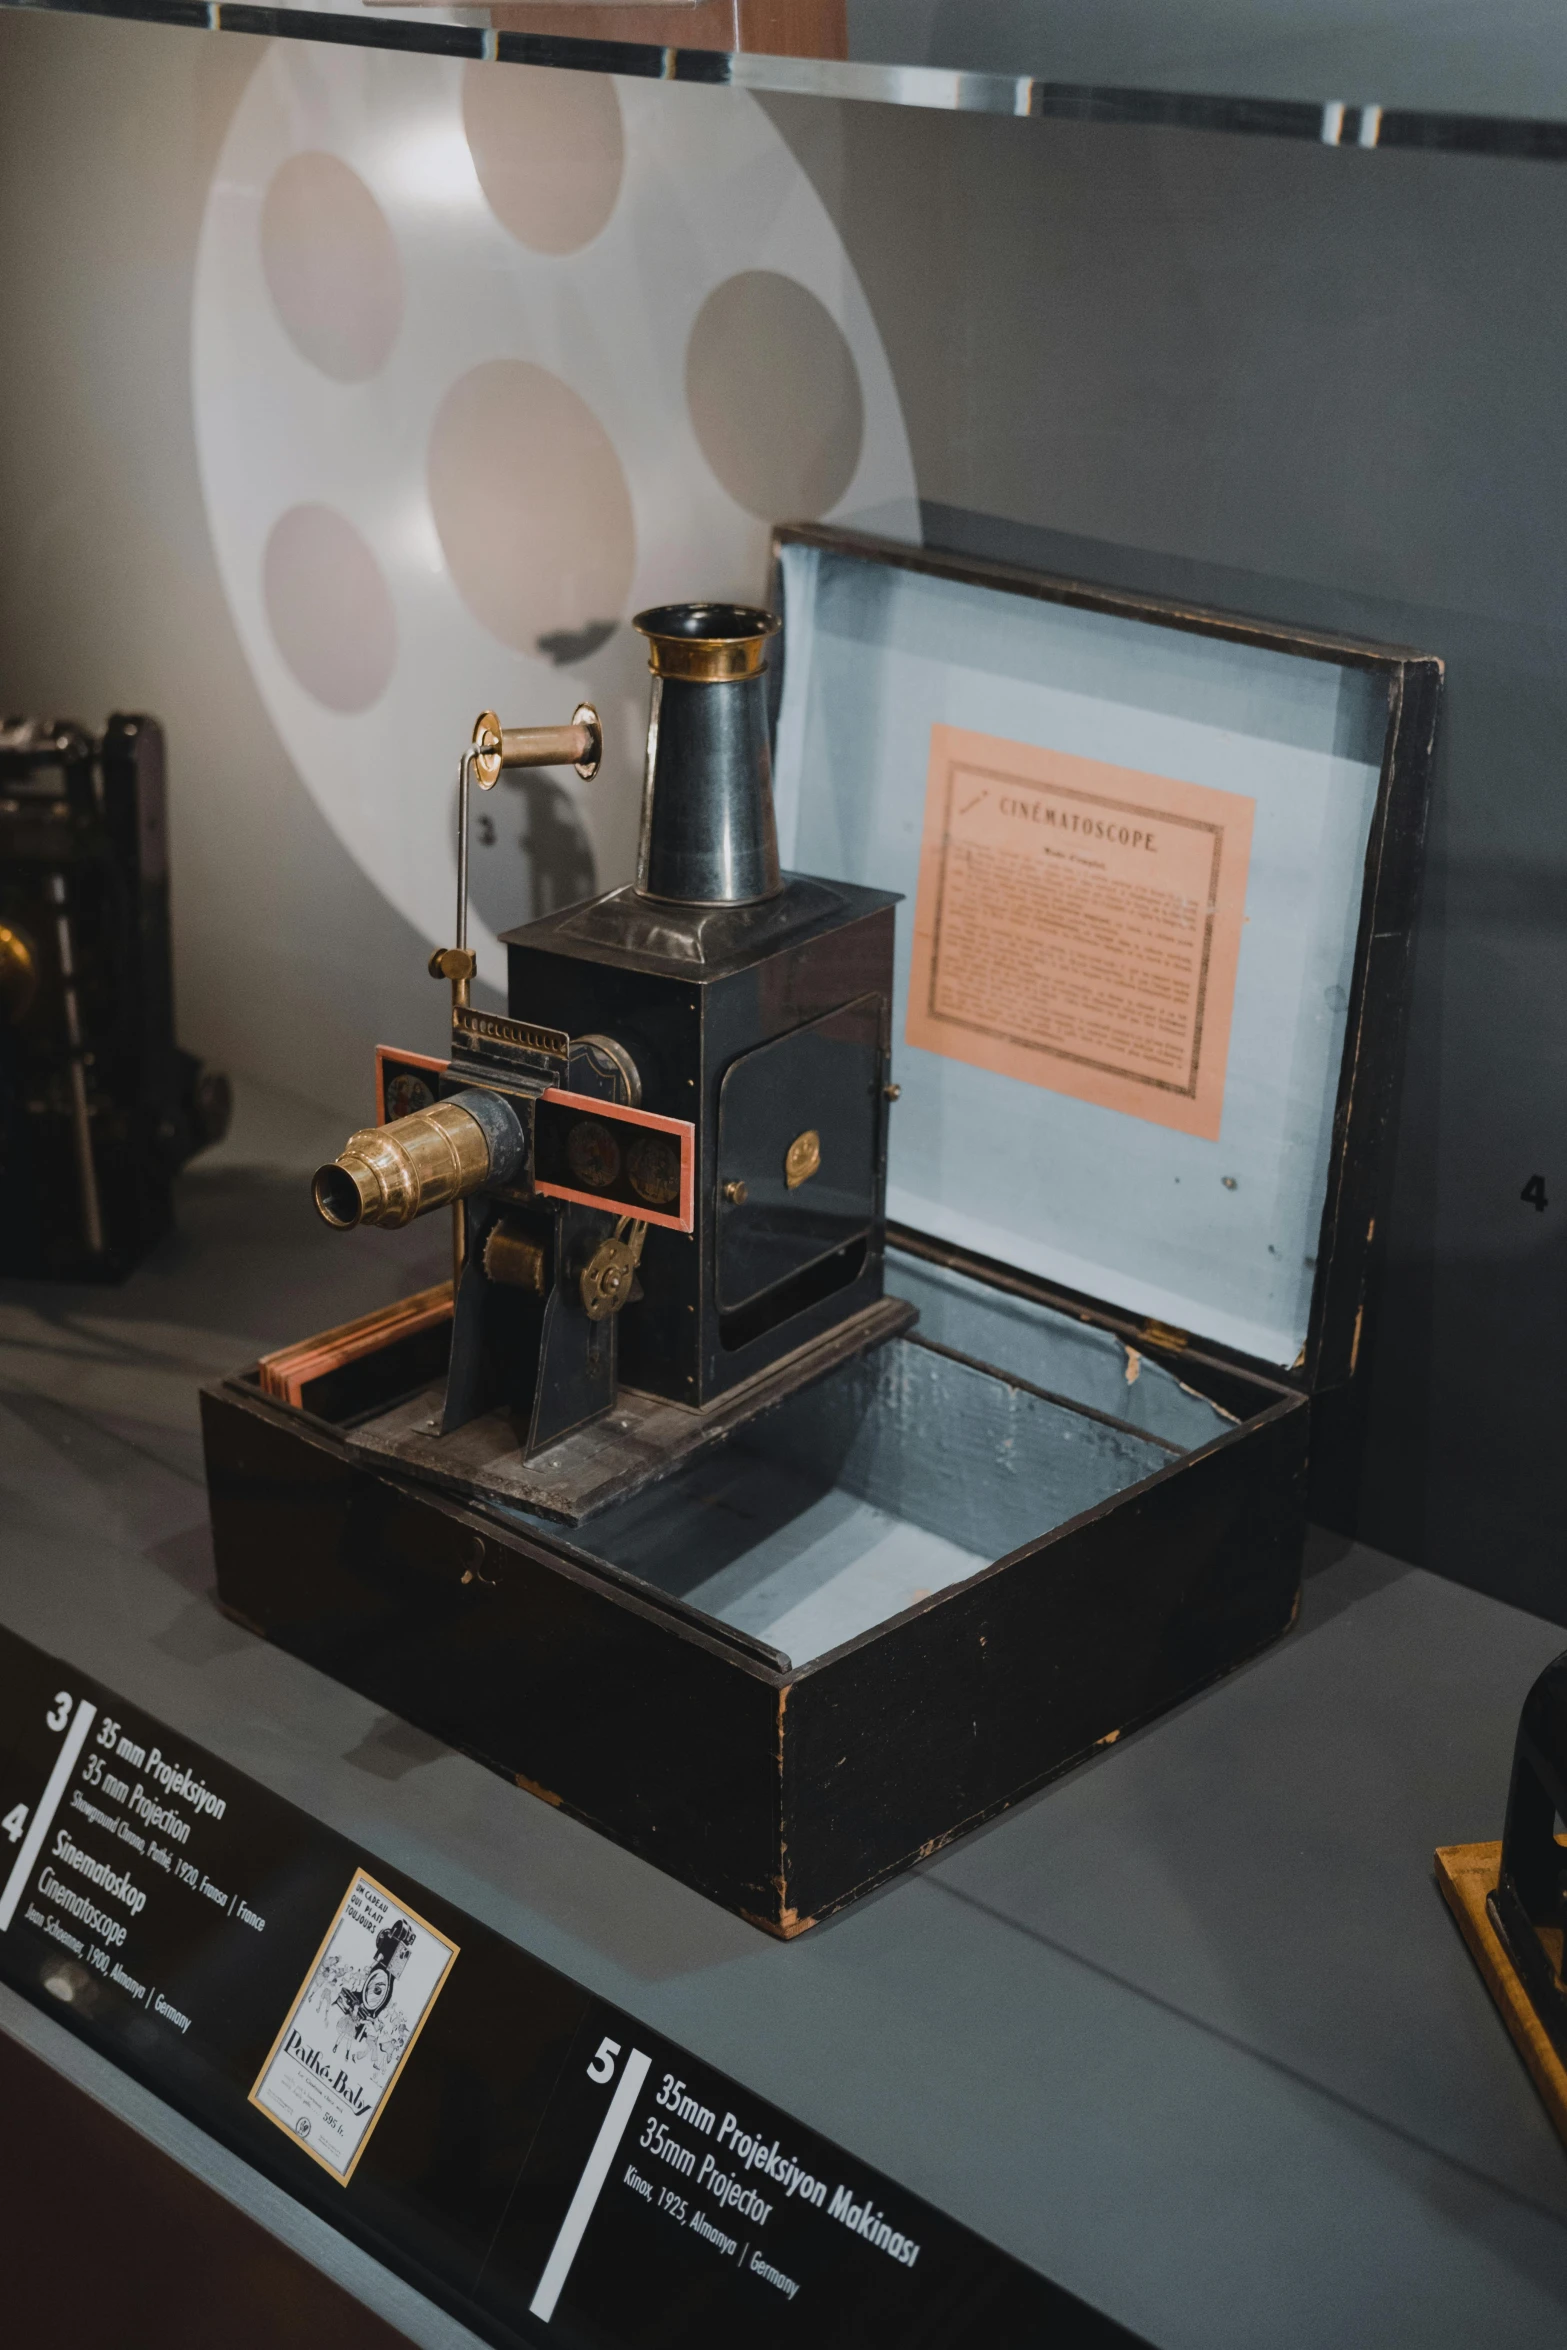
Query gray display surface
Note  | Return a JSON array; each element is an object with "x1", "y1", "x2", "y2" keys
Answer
[{"x1": 2, "y1": 1122, "x2": 1565, "y2": 2347}]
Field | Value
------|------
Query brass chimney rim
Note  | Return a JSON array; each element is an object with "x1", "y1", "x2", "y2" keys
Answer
[{"x1": 633, "y1": 603, "x2": 780, "y2": 683}]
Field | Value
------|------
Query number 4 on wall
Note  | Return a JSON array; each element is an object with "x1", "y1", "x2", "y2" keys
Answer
[{"x1": 1521, "y1": 1175, "x2": 1549, "y2": 1213}]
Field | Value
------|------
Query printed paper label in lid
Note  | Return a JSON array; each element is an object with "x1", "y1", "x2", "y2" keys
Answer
[{"x1": 908, "y1": 725, "x2": 1254, "y2": 1142}]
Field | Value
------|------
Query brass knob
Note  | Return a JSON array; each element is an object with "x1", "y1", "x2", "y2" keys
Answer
[
  {"x1": 784, "y1": 1130, "x2": 821, "y2": 1191},
  {"x1": 428, "y1": 946, "x2": 477, "y2": 985},
  {"x1": 428, "y1": 944, "x2": 478, "y2": 1013},
  {"x1": 722, "y1": 1179, "x2": 748, "y2": 1206}
]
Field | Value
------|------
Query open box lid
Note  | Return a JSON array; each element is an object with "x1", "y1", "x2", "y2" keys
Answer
[{"x1": 769, "y1": 526, "x2": 1440, "y2": 1391}]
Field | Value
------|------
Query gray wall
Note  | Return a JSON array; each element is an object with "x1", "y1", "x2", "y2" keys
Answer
[{"x1": 0, "y1": 12, "x2": 1561, "y2": 1618}]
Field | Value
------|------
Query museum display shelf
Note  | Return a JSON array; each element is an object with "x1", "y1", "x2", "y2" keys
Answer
[
  {"x1": 5, "y1": 0, "x2": 1567, "y2": 160},
  {"x1": 2, "y1": 1125, "x2": 1567, "y2": 2342}
]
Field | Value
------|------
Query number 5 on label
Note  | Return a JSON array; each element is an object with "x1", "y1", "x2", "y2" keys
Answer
[{"x1": 586, "y1": 2036, "x2": 621, "y2": 2085}]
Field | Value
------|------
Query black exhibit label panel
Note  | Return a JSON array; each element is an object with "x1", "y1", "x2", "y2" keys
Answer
[{"x1": 0, "y1": 1627, "x2": 1144, "y2": 2348}]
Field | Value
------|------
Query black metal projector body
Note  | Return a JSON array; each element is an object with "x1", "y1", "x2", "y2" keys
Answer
[
  {"x1": 307, "y1": 602, "x2": 901, "y2": 1480},
  {"x1": 491, "y1": 601, "x2": 898, "y2": 1412},
  {"x1": 503, "y1": 876, "x2": 896, "y2": 1410},
  {"x1": 1489, "y1": 1650, "x2": 1567, "y2": 2065},
  {"x1": 508, "y1": 602, "x2": 898, "y2": 1409}
]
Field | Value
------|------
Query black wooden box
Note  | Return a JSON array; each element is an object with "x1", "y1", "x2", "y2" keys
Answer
[{"x1": 204, "y1": 530, "x2": 1439, "y2": 1936}]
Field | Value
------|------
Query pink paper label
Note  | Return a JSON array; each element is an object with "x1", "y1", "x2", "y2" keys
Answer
[{"x1": 907, "y1": 725, "x2": 1255, "y2": 1141}]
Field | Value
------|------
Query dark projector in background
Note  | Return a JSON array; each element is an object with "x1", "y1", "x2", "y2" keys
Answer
[{"x1": 0, "y1": 713, "x2": 229, "y2": 1281}]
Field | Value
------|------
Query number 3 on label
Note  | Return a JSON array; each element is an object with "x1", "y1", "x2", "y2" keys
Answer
[
  {"x1": 45, "y1": 1692, "x2": 72, "y2": 1733},
  {"x1": 587, "y1": 2036, "x2": 621, "y2": 2085},
  {"x1": 2, "y1": 1803, "x2": 28, "y2": 1845}
]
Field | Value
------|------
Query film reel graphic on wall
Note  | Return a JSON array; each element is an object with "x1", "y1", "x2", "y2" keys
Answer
[{"x1": 191, "y1": 48, "x2": 916, "y2": 986}]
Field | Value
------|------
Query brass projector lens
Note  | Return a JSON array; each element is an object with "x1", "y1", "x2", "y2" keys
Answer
[
  {"x1": 312, "y1": 1089, "x2": 525, "y2": 1232},
  {"x1": 313, "y1": 1158, "x2": 376, "y2": 1229}
]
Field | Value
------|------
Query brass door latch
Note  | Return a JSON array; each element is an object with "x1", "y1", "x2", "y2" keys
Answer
[{"x1": 784, "y1": 1128, "x2": 821, "y2": 1189}]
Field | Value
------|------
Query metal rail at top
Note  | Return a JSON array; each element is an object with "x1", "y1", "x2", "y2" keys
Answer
[{"x1": 12, "y1": 0, "x2": 1567, "y2": 165}]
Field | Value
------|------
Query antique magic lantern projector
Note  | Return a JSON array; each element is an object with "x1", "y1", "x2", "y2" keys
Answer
[
  {"x1": 212, "y1": 528, "x2": 1438, "y2": 1936},
  {"x1": 310, "y1": 603, "x2": 905, "y2": 1488}
]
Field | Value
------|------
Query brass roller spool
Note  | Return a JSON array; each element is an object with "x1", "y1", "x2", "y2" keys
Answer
[{"x1": 470, "y1": 705, "x2": 601, "y2": 788}]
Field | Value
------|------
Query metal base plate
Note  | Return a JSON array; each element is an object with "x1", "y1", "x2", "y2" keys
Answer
[{"x1": 346, "y1": 1295, "x2": 916, "y2": 1527}]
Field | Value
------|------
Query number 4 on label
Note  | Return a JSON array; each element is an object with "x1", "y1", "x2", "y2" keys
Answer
[{"x1": 2, "y1": 1803, "x2": 28, "y2": 1845}]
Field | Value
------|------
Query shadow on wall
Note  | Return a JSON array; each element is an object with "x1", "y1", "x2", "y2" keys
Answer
[
  {"x1": 462, "y1": 770, "x2": 599, "y2": 939},
  {"x1": 194, "y1": 45, "x2": 915, "y2": 1002}
]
